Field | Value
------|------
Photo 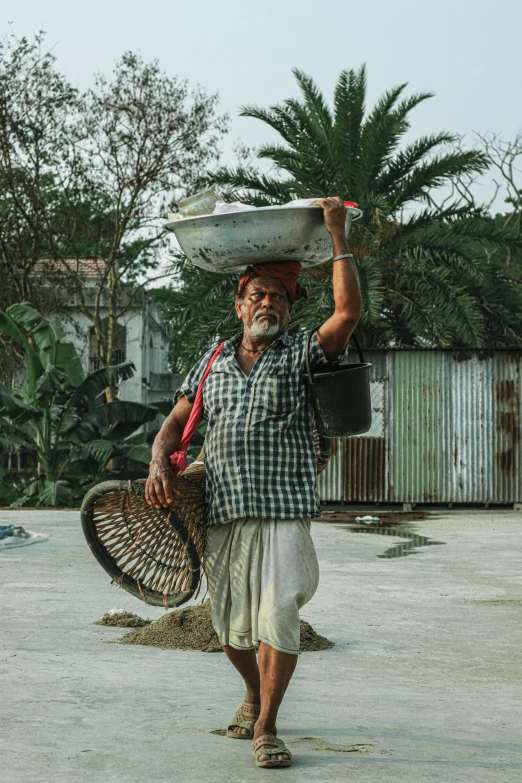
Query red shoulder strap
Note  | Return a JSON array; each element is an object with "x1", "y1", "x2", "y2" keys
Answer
[{"x1": 169, "y1": 342, "x2": 225, "y2": 476}]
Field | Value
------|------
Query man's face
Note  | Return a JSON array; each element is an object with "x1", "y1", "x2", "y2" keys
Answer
[{"x1": 235, "y1": 276, "x2": 291, "y2": 338}]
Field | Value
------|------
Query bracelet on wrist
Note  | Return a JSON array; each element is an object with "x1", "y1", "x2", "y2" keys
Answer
[{"x1": 332, "y1": 253, "x2": 354, "y2": 262}]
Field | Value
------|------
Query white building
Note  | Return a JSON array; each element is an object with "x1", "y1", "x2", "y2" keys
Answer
[{"x1": 42, "y1": 260, "x2": 180, "y2": 412}]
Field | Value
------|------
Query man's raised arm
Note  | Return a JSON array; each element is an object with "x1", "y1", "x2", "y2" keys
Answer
[
  {"x1": 316, "y1": 197, "x2": 362, "y2": 361},
  {"x1": 145, "y1": 396, "x2": 192, "y2": 509}
]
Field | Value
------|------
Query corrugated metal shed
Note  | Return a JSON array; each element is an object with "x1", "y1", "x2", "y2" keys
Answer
[
  {"x1": 389, "y1": 351, "x2": 446, "y2": 503},
  {"x1": 317, "y1": 349, "x2": 522, "y2": 505},
  {"x1": 317, "y1": 438, "x2": 343, "y2": 502},
  {"x1": 344, "y1": 437, "x2": 386, "y2": 501},
  {"x1": 449, "y1": 352, "x2": 493, "y2": 503},
  {"x1": 318, "y1": 350, "x2": 388, "y2": 503},
  {"x1": 492, "y1": 353, "x2": 520, "y2": 502}
]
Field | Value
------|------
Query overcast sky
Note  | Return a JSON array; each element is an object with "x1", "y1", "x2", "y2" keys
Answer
[{"x1": 4, "y1": 0, "x2": 521, "y2": 207}]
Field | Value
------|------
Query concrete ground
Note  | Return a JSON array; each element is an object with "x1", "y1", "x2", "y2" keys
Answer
[{"x1": 1, "y1": 508, "x2": 521, "y2": 783}]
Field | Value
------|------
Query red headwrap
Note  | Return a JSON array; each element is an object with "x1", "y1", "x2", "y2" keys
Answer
[{"x1": 237, "y1": 262, "x2": 308, "y2": 303}]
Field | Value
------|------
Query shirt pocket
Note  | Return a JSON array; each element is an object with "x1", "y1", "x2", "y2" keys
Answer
[
  {"x1": 203, "y1": 364, "x2": 238, "y2": 419},
  {"x1": 262, "y1": 366, "x2": 297, "y2": 416}
]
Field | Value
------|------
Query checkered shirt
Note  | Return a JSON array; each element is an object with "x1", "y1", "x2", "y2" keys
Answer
[{"x1": 174, "y1": 329, "x2": 347, "y2": 526}]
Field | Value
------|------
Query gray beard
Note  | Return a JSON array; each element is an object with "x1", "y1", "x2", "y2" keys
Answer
[{"x1": 248, "y1": 315, "x2": 282, "y2": 339}]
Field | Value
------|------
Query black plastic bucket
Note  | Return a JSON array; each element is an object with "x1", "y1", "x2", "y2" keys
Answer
[{"x1": 305, "y1": 328, "x2": 372, "y2": 437}]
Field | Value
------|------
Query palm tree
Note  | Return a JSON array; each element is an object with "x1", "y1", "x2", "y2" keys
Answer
[{"x1": 161, "y1": 66, "x2": 522, "y2": 369}]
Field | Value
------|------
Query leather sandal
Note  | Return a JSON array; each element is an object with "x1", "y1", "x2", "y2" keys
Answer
[
  {"x1": 226, "y1": 702, "x2": 261, "y2": 739},
  {"x1": 252, "y1": 733, "x2": 292, "y2": 768}
]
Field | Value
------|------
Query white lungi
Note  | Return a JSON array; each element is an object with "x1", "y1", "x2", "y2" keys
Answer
[{"x1": 204, "y1": 517, "x2": 320, "y2": 655}]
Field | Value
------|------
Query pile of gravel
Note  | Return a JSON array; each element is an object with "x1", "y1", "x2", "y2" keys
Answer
[
  {"x1": 96, "y1": 609, "x2": 151, "y2": 628},
  {"x1": 119, "y1": 600, "x2": 334, "y2": 652},
  {"x1": 299, "y1": 620, "x2": 334, "y2": 651}
]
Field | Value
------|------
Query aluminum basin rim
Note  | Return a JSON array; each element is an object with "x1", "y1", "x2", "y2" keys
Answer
[{"x1": 164, "y1": 204, "x2": 363, "y2": 233}]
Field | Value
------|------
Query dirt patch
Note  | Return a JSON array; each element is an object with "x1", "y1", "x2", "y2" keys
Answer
[
  {"x1": 95, "y1": 609, "x2": 151, "y2": 628},
  {"x1": 120, "y1": 601, "x2": 220, "y2": 652},
  {"x1": 119, "y1": 600, "x2": 334, "y2": 652},
  {"x1": 299, "y1": 620, "x2": 334, "y2": 651},
  {"x1": 301, "y1": 737, "x2": 372, "y2": 753}
]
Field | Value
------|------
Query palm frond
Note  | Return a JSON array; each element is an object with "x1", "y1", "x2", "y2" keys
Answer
[
  {"x1": 359, "y1": 90, "x2": 435, "y2": 193},
  {"x1": 239, "y1": 105, "x2": 301, "y2": 150},
  {"x1": 333, "y1": 66, "x2": 367, "y2": 194},
  {"x1": 292, "y1": 68, "x2": 334, "y2": 134},
  {"x1": 212, "y1": 165, "x2": 294, "y2": 204},
  {"x1": 389, "y1": 150, "x2": 489, "y2": 210},
  {"x1": 376, "y1": 133, "x2": 456, "y2": 194},
  {"x1": 196, "y1": 66, "x2": 522, "y2": 352}
]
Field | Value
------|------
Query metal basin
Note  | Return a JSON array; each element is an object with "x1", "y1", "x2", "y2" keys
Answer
[{"x1": 165, "y1": 205, "x2": 362, "y2": 273}]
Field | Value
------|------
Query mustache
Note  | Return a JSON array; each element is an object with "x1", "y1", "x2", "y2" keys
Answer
[{"x1": 254, "y1": 309, "x2": 279, "y2": 320}]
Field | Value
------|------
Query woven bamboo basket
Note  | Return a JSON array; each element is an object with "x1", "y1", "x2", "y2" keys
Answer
[{"x1": 81, "y1": 433, "x2": 331, "y2": 608}]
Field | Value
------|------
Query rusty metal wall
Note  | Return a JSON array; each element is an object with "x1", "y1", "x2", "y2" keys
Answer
[
  {"x1": 344, "y1": 437, "x2": 386, "y2": 501},
  {"x1": 492, "y1": 353, "x2": 520, "y2": 502},
  {"x1": 388, "y1": 351, "x2": 446, "y2": 502},
  {"x1": 317, "y1": 438, "x2": 344, "y2": 502},
  {"x1": 449, "y1": 352, "x2": 493, "y2": 502},
  {"x1": 318, "y1": 351, "x2": 388, "y2": 503},
  {"x1": 319, "y1": 349, "x2": 522, "y2": 505},
  {"x1": 388, "y1": 350, "x2": 522, "y2": 504}
]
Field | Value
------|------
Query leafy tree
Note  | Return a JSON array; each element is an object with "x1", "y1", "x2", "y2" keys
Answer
[
  {"x1": 152, "y1": 267, "x2": 240, "y2": 373},
  {"x1": 0, "y1": 32, "x2": 80, "y2": 381},
  {"x1": 161, "y1": 65, "x2": 522, "y2": 364},
  {"x1": 0, "y1": 33, "x2": 229, "y2": 395},
  {"x1": 435, "y1": 132, "x2": 522, "y2": 279},
  {"x1": 61, "y1": 51, "x2": 228, "y2": 396},
  {"x1": 0, "y1": 33, "x2": 77, "y2": 302},
  {"x1": 0, "y1": 303, "x2": 161, "y2": 507}
]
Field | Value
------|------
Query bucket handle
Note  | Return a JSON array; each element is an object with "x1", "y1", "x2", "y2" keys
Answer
[{"x1": 305, "y1": 327, "x2": 365, "y2": 384}]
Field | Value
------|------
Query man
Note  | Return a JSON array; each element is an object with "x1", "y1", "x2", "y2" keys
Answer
[{"x1": 145, "y1": 197, "x2": 361, "y2": 768}]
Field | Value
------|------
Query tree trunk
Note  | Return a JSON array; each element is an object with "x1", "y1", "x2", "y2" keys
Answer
[{"x1": 104, "y1": 269, "x2": 118, "y2": 404}]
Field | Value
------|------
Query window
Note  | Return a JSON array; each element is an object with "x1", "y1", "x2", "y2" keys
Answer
[{"x1": 89, "y1": 318, "x2": 127, "y2": 372}]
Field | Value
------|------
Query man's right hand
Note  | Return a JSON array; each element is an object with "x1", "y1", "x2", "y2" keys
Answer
[
  {"x1": 145, "y1": 396, "x2": 192, "y2": 509},
  {"x1": 145, "y1": 459, "x2": 180, "y2": 508}
]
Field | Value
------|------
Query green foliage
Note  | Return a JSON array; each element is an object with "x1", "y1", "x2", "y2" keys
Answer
[
  {"x1": 0, "y1": 303, "x2": 160, "y2": 507},
  {"x1": 180, "y1": 65, "x2": 522, "y2": 355},
  {"x1": 152, "y1": 267, "x2": 240, "y2": 372},
  {"x1": 0, "y1": 32, "x2": 229, "y2": 388},
  {"x1": 0, "y1": 32, "x2": 82, "y2": 389},
  {"x1": 0, "y1": 469, "x2": 22, "y2": 506},
  {"x1": 214, "y1": 66, "x2": 487, "y2": 210}
]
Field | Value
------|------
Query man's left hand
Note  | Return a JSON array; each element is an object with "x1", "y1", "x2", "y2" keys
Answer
[{"x1": 318, "y1": 197, "x2": 346, "y2": 238}]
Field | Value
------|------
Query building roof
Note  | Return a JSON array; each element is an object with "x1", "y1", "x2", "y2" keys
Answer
[{"x1": 32, "y1": 258, "x2": 108, "y2": 276}]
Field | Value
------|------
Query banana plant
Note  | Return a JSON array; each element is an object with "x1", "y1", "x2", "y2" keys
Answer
[{"x1": 0, "y1": 303, "x2": 160, "y2": 506}]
